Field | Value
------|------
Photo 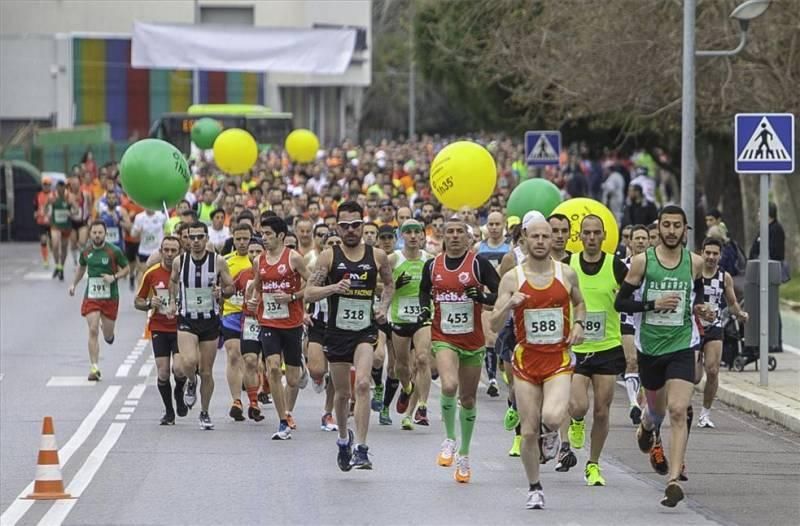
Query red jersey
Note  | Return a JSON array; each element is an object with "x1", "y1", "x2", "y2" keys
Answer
[
  {"x1": 256, "y1": 248, "x2": 303, "y2": 329},
  {"x1": 430, "y1": 251, "x2": 484, "y2": 350},
  {"x1": 137, "y1": 263, "x2": 177, "y2": 333},
  {"x1": 35, "y1": 191, "x2": 52, "y2": 225},
  {"x1": 512, "y1": 263, "x2": 571, "y2": 355}
]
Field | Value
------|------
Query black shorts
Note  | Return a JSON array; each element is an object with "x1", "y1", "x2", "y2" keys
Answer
[
  {"x1": 240, "y1": 326, "x2": 262, "y2": 355},
  {"x1": 637, "y1": 348, "x2": 695, "y2": 391},
  {"x1": 70, "y1": 219, "x2": 86, "y2": 231},
  {"x1": 574, "y1": 346, "x2": 626, "y2": 377},
  {"x1": 125, "y1": 242, "x2": 140, "y2": 264},
  {"x1": 221, "y1": 326, "x2": 241, "y2": 342},
  {"x1": 308, "y1": 317, "x2": 326, "y2": 345},
  {"x1": 621, "y1": 324, "x2": 636, "y2": 336},
  {"x1": 324, "y1": 327, "x2": 378, "y2": 364},
  {"x1": 137, "y1": 254, "x2": 150, "y2": 264},
  {"x1": 391, "y1": 322, "x2": 429, "y2": 339},
  {"x1": 39, "y1": 224, "x2": 50, "y2": 238},
  {"x1": 177, "y1": 316, "x2": 220, "y2": 342},
  {"x1": 701, "y1": 326, "x2": 723, "y2": 345},
  {"x1": 260, "y1": 325, "x2": 304, "y2": 367},
  {"x1": 151, "y1": 331, "x2": 178, "y2": 358},
  {"x1": 496, "y1": 320, "x2": 516, "y2": 363},
  {"x1": 378, "y1": 322, "x2": 392, "y2": 337}
]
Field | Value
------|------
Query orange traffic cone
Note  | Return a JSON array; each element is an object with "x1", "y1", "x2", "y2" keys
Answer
[{"x1": 24, "y1": 416, "x2": 72, "y2": 500}]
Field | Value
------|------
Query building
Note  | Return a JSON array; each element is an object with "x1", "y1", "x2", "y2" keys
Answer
[{"x1": 0, "y1": 0, "x2": 371, "y2": 144}]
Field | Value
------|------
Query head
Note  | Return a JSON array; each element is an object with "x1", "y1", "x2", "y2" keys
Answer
[
  {"x1": 160, "y1": 236, "x2": 181, "y2": 267},
  {"x1": 247, "y1": 239, "x2": 264, "y2": 263},
  {"x1": 295, "y1": 218, "x2": 313, "y2": 247},
  {"x1": 187, "y1": 222, "x2": 209, "y2": 253},
  {"x1": 629, "y1": 225, "x2": 650, "y2": 255},
  {"x1": 176, "y1": 200, "x2": 191, "y2": 215},
  {"x1": 430, "y1": 213, "x2": 445, "y2": 237},
  {"x1": 621, "y1": 225, "x2": 632, "y2": 247},
  {"x1": 180, "y1": 209, "x2": 196, "y2": 224},
  {"x1": 55, "y1": 181, "x2": 66, "y2": 196},
  {"x1": 89, "y1": 220, "x2": 106, "y2": 246},
  {"x1": 486, "y1": 211, "x2": 505, "y2": 241},
  {"x1": 378, "y1": 225, "x2": 397, "y2": 253},
  {"x1": 324, "y1": 215, "x2": 338, "y2": 230},
  {"x1": 363, "y1": 222, "x2": 378, "y2": 246},
  {"x1": 443, "y1": 217, "x2": 469, "y2": 255},
  {"x1": 458, "y1": 206, "x2": 478, "y2": 226},
  {"x1": 175, "y1": 223, "x2": 191, "y2": 251},
  {"x1": 283, "y1": 233, "x2": 298, "y2": 250},
  {"x1": 628, "y1": 184, "x2": 643, "y2": 202},
  {"x1": 397, "y1": 207, "x2": 412, "y2": 224},
  {"x1": 648, "y1": 223, "x2": 660, "y2": 247},
  {"x1": 105, "y1": 191, "x2": 119, "y2": 208},
  {"x1": 547, "y1": 213, "x2": 571, "y2": 254},
  {"x1": 379, "y1": 200, "x2": 395, "y2": 222},
  {"x1": 657, "y1": 206, "x2": 688, "y2": 249},
  {"x1": 400, "y1": 219, "x2": 424, "y2": 250},
  {"x1": 420, "y1": 202, "x2": 435, "y2": 222},
  {"x1": 308, "y1": 201, "x2": 321, "y2": 220},
  {"x1": 579, "y1": 215, "x2": 606, "y2": 256},
  {"x1": 706, "y1": 224, "x2": 727, "y2": 243},
  {"x1": 336, "y1": 201, "x2": 365, "y2": 248},
  {"x1": 313, "y1": 223, "x2": 330, "y2": 251},
  {"x1": 768, "y1": 201, "x2": 777, "y2": 222},
  {"x1": 701, "y1": 237, "x2": 722, "y2": 269},
  {"x1": 524, "y1": 218, "x2": 554, "y2": 261},
  {"x1": 366, "y1": 199, "x2": 380, "y2": 219},
  {"x1": 211, "y1": 209, "x2": 225, "y2": 230},
  {"x1": 41, "y1": 177, "x2": 52, "y2": 193},
  {"x1": 705, "y1": 209, "x2": 722, "y2": 230},
  {"x1": 232, "y1": 224, "x2": 253, "y2": 255},
  {"x1": 203, "y1": 188, "x2": 215, "y2": 204},
  {"x1": 324, "y1": 233, "x2": 343, "y2": 249},
  {"x1": 260, "y1": 216, "x2": 288, "y2": 251}
]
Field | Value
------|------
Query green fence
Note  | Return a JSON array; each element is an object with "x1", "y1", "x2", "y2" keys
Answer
[{"x1": 1, "y1": 142, "x2": 132, "y2": 173}]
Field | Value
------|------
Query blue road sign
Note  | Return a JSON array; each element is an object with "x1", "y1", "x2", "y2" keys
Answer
[
  {"x1": 735, "y1": 113, "x2": 795, "y2": 174},
  {"x1": 525, "y1": 131, "x2": 561, "y2": 167}
]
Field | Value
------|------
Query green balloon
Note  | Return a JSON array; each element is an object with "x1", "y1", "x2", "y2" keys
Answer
[
  {"x1": 120, "y1": 139, "x2": 190, "y2": 211},
  {"x1": 191, "y1": 118, "x2": 222, "y2": 149},
  {"x1": 507, "y1": 178, "x2": 562, "y2": 219}
]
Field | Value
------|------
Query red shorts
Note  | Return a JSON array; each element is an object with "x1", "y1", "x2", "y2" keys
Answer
[
  {"x1": 511, "y1": 345, "x2": 574, "y2": 385},
  {"x1": 81, "y1": 298, "x2": 119, "y2": 320}
]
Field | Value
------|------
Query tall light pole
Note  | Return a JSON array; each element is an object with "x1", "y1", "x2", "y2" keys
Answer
[
  {"x1": 408, "y1": 0, "x2": 416, "y2": 140},
  {"x1": 680, "y1": 0, "x2": 771, "y2": 249}
]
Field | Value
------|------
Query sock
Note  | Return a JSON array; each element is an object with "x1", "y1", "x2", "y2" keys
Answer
[
  {"x1": 515, "y1": 423, "x2": 521, "y2": 437},
  {"x1": 529, "y1": 481, "x2": 542, "y2": 491},
  {"x1": 440, "y1": 394, "x2": 457, "y2": 441},
  {"x1": 644, "y1": 407, "x2": 664, "y2": 432},
  {"x1": 371, "y1": 366, "x2": 383, "y2": 387},
  {"x1": 383, "y1": 377, "x2": 400, "y2": 409},
  {"x1": 458, "y1": 405, "x2": 477, "y2": 456},
  {"x1": 624, "y1": 373, "x2": 640, "y2": 405},
  {"x1": 246, "y1": 386, "x2": 258, "y2": 406},
  {"x1": 157, "y1": 378, "x2": 174, "y2": 414},
  {"x1": 261, "y1": 373, "x2": 270, "y2": 394},
  {"x1": 40, "y1": 244, "x2": 49, "y2": 262},
  {"x1": 484, "y1": 346, "x2": 497, "y2": 380}
]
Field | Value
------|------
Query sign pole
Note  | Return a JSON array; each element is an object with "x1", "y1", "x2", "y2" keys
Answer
[{"x1": 758, "y1": 173, "x2": 769, "y2": 386}]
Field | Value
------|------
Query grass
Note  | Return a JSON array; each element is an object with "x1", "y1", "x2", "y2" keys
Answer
[{"x1": 780, "y1": 271, "x2": 800, "y2": 302}]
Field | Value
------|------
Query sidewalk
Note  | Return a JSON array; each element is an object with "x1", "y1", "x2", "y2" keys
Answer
[{"x1": 704, "y1": 307, "x2": 800, "y2": 433}]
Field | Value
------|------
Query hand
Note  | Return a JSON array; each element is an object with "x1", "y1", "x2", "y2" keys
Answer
[
  {"x1": 737, "y1": 311, "x2": 750, "y2": 323},
  {"x1": 509, "y1": 291, "x2": 528, "y2": 308},
  {"x1": 374, "y1": 308, "x2": 387, "y2": 325},
  {"x1": 102, "y1": 273, "x2": 116, "y2": 284},
  {"x1": 246, "y1": 296, "x2": 260, "y2": 311},
  {"x1": 68, "y1": 284, "x2": 76, "y2": 296},
  {"x1": 654, "y1": 293, "x2": 681, "y2": 312},
  {"x1": 166, "y1": 301, "x2": 177, "y2": 319},
  {"x1": 150, "y1": 295, "x2": 163, "y2": 309},
  {"x1": 465, "y1": 286, "x2": 485, "y2": 304},
  {"x1": 417, "y1": 306, "x2": 432, "y2": 324},
  {"x1": 303, "y1": 313, "x2": 313, "y2": 327},
  {"x1": 567, "y1": 322, "x2": 585, "y2": 346},
  {"x1": 332, "y1": 279, "x2": 351, "y2": 295},
  {"x1": 271, "y1": 291, "x2": 292, "y2": 304},
  {"x1": 395, "y1": 272, "x2": 412, "y2": 290}
]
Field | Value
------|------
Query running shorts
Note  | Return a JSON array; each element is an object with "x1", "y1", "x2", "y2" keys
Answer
[
  {"x1": 81, "y1": 298, "x2": 119, "y2": 321},
  {"x1": 511, "y1": 345, "x2": 574, "y2": 385},
  {"x1": 261, "y1": 325, "x2": 304, "y2": 367},
  {"x1": 637, "y1": 348, "x2": 695, "y2": 391},
  {"x1": 324, "y1": 327, "x2": 379, "y2": 364},
  {"x1": 177, "y1": 316, "x2": 220, "y2": 342},
  {"x1": 151, "y1": 331, "x2": 178, "y2": 358},
  {"x1": 574, "y1": 346, "x2": 626, "y2": 377},
  {"x1": 431, "y1": 341, "x2": 485, "y2": 368}
]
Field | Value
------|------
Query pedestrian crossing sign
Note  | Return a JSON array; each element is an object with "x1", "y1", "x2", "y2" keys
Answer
[
  {"x1": 735, "y1": 113, "x2": 794, "y2": 174},
  {"x1": 525, "y1": 131, "x2": 561, "y2": 167}
]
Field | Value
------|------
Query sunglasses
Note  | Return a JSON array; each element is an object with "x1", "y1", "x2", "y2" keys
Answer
[
  {"x1": 338, "y1": 220, "x2": 364, "y2": 230},
  {"x1": 315, "y1": 233, "x2": 327, "y2": 238},
  {"x1": 285, "y1": 244, "x2": 297, "y2": 249},
  {"x1": 326, "y1": 241, "x2": 342, "y2": 247},
  {"x1": 188, "y1": 234, "x2": 206, "y2": 240}
]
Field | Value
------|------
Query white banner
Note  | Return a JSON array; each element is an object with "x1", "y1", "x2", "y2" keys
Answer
[{"x1": 131, "y1": 22, "x2": 355, "y2": 75}]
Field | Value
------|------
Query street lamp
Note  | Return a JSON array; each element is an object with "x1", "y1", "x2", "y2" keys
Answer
[{"x1": 680, "y1": 0, "x2": 771, "y2": 249}]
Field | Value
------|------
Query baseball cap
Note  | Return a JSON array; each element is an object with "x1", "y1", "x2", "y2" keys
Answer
[
  {"x1": 379, "y1": 199, "x2": 394, "y2": 209},
  {"x1": 522, "y1": 210, "x2": 547, "y2": 230},
  {"x1": 378, "y1": 225, "x2": 396, "y2": 237},
  {"x1": 506, "y1": 215, "x2": 521, "y2": 229}
]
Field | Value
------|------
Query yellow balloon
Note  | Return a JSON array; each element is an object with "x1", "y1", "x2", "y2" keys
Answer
[
  {"x1": 551, "y1": 198, "x2": 620, "y2": 254},
  {"x1": 213, "y1": 128, "x2": 258, "y2": 174},
  {"x1": 430, "y1": 141, "x2": 497, "y2": 209},
  {"x1": 285, "y1": 129, "x2": 320, "y2": 164}
]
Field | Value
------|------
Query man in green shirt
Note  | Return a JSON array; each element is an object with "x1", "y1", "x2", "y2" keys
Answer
[
  {"x1": 69, "y1": 220, "x2": 130, "y2": 381},
  {"x1": 48, "y1": 181, "x2": 73, "y2": 280}
]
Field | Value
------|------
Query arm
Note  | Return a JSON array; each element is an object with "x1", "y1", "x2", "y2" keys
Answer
[
  {"x1": 490, "y1": 271, "x2": 523, "y2": 333},
  {"x1": 288, "y1": 250, "x2": 310, "y2": 302},
  {"x1": 374, "y1": 248, "x2": 395, "y2": 323},
  {"x1": 246, "y1": 256, "x2": 262, "y2": 311},
  {"x1": 304, "y1": 249, "x2": 346, "y2": 303},
  {"x1": 563, "y1": 265, "x2": 586, "y2": 346},
  {"x1": 216, "y1": 255, "x2": 235, "y2": 299},
  {"x1": 68, "y1": 265, "x2": 87, "y2": 296},
  {"x1": 134, "y1": 272, "x2": 152, "y2": 311},
  {"x1": 168, "y1": 255, "x2": 181, "y2": 313},
  {"x1": 723, "y1": 272, "x2": 748, "y2": 322},
  {"x1": 498, "y1": 249, "x2": 517, "y2": 276},
  {"x1": 418, "y1": 258, "x2": 434, "y2": 320},
  {"x1": 466, "y1": 256, "x2": 500, "y2": 306},
  {"x1": 614, "y1": 253, "x2": 655, "y2": 313}
]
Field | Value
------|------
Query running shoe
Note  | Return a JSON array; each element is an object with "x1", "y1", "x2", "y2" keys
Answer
[
  {"x1": 697, "y1": 412, "x2": 715, "y2": 429},
  {"x1": 629, "y1": 405, "x2": 642, "y2": 426},
  {"x1": 678, "y1": 464, "x2": 688, "y2": 482},
  {"x1": 258, "y1": 392, "x2": 272, "y2": 405},
  {"x1": 351, "y1": 445, "x2": 372, "y2": 470},
  {"x1": 229, "y1": 400, "x2": 245, "y2": 422},
  {"x1": 298, "y1": 366, "x2": 309, "y2": 390},
  {"x1": 508, "y1": 435, "x2": 522, "y2": 457},
  {"x1": 285, "y1": 412, "x2": 297, "y2": 430},
  {"x1": 540, "y1": 428, "x2": 559, "y2": 463},
  {"x1": 58, "y1": 269, "x2": 64, "y2": 281},
  {"x1": 413, "y1": 405, "x2": 429, "y2": 426},
  {"x1": 660, "y1": 480, "x2": 684, "y2": 508},
  {"x1": 104, "y1": 334, "x2": 115, "y2": 345},
  {"x1": 487, "y1": 379, "x2": 499, "y2": 398},
  {"x1": 504, "y1": 407, "x2": 520, "y2": 431},
  {"x1": 525, "y1": 489, "x2": 545, "y2": 510},
  {"x1": 174, "y1": 386, "x2": 188, "y2": 417},
  {"x1": 554, "y1": 446, "x2": 577, "y2": 472},
  {"x1": 199, "y1": 411, "x2": 214, "y2": 430},
  {"x1": 636, "y1": 423, "x2": 655, "y2": 453},
  {"x1": 248, "y1": 404, "x2": 264, "y2": 422},
  {"x1": 396, "y1": 382, "x2": 415, "y2": 414},
  {"x1": 584, "y1": 463, "x2": 606, "y2": 486},
  {"x1": 312, "y1": 377, "x2": 325, "y2": 394},
  {"x1": 88, "y1": 365, "x2": 101, "y2": 382},
  {"x1": 52, "y1": 268, "x2": 59, "y2": 279},
  {"x1": 337, "y1": 429, "x2": 354, "y2": 472},
  {"x1": 437, "y1": 438, "x2": 457, "y2": 467},
  {"x1": 272, "y1": 421, "x2": 292, "y2": 440},
  {"x1": 160, "y1": 412, "x2": 176, "y2": 426},
  {"x1": 401, "y1": 416, "x2": 414, "y2": 430},
  {"x1": 649, "y1": 441, "x2": 669, "y2": 475},
  {"x1": 184, "y1": 376, "x2": 198, "y2": 409},
  {"x1": 568, "y1": 418, "x2": 585, "y2": 450},
  {"x1": 379, "y1": 407, "x2": 392, "y2": 425},
  {"x1": 454, "y1": 454, "x2": 471, "y2": 483},
  {"x1": 320, "y1": 412, "x2": 337, "y2": 431},
  {"x1": 371, "y1": 384, "x2": 384, "y2": 412}
]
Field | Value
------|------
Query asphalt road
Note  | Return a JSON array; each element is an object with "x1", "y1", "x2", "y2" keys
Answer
[{"x1": 1, "y1": 243, "x2": 799, "y2": 526}]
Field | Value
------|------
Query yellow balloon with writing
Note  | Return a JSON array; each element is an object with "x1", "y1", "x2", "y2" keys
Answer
[
  {"x1": 213, "y1": 128, "x2": 258, "y2": 174},
  {"x1": 551, "y1": 198, "x2": 619, "y2": 254},
  {"x1": 285, "y1": 129, "x2": 320, "y2": 164},
  {"x1": 430, "y1": 141, "x2": 497, "y2": 210}
]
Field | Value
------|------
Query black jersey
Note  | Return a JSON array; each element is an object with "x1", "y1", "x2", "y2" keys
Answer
[{"x1": 327, "y1": 244, "x2": 378, "y2": 332}]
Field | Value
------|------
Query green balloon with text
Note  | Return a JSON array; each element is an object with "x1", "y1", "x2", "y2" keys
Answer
[{"x1": 119, "y1": 139, "x2": 190, "y2": 211}]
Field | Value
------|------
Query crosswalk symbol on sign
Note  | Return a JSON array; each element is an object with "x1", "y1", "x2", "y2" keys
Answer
[
  {"x1": 738, "y1": 116, "x2": 791, "y2": 161},
  {"x1": 527, "y1": 135, "x2": 558, "y2": 162}
]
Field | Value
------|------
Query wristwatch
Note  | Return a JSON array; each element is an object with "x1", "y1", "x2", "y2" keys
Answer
[
  {"x1": 291, "y1": 293, "x2": 297, "y2": 302},
  {"x1": 575, "y1": 320, "x2": 585, "y2": 329}
]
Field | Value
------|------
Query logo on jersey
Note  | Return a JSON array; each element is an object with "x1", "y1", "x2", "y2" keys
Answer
[
  {"x1": 337, "y1": 263, "x2": 347, "y2": 270},
  {"x1": 346, "y1": 271, "x2": 369, "y2": 281},
  {"x1": 101, "y1": 256, "x2": 109, "y2": 265},
  {"x1": 458, "y1": 272, "x2": 470, "y2": 284},
  {"x1": 278, "y1": 264, "x2": 287, "y2": 275},
  {"x1": 357, "y1": 263, "x2": 373, "y2": 271},
  {"x1": 434, "y1": 291, "x2": 469, "y2": 302}
]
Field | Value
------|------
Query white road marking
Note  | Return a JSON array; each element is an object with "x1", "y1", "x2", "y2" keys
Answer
[
  {"x1": 46, "y1": 377, "x2": 98, "y2": 387},
  {"x1": 0, "y1": 373, "x2": 4, "y2": 381},
  {"x1": 123, "y1": 400, "x2": 138, "y2": 406},
  {"x1": 23, "y1": 271, "x2": 54, "y2": 280},
  {"x1": 36, "y1": 423, "x2": 127, "y2": 526},
  {"x1": 119, "y1": 406, "x2": 136, "y2": 414},
  {"x1": 0, "y1": 386, "x2": 120, "y2": 526},
  {"x1": 137, "y1": 363, "x2": 154, "y2": 377},
  {"x1": 114, "y1": 414, "x2": 131, "y2": 421},
  {"x1": 114, "y1": 364, "x2": 131, "y2": 378},
  {"x1": 128, "y1": 384, "x2": 147, "y2": 400}
]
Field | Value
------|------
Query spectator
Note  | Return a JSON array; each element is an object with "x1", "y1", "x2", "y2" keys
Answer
[
  {"x1": 748, "y1": 202, "x2": 787, "y2": 352},
  {"x1": 601, "y1": 163, "x2": 626, "y2": 226},
  {"x1": 623, "y1": 184, "x2": 658, "y2": 227}
]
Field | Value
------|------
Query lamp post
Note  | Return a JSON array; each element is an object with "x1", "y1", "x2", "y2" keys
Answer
[{"x1": 680, "y1": 0, "x2": 771, "y2": 249}]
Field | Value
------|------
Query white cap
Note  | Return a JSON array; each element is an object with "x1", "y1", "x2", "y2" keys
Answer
[{"x1": 522, "y1": 210, "x2": 547, "y2": 230}]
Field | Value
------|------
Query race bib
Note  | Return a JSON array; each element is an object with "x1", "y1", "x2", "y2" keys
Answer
[
  {"x1": 397, "y1": 296, "x2": 422, "y2": 323},
  {"x1": 584, "y1": 312, "x2": 606, "y2": 341},
  {"x1": 143, "y1": 232, "x2": 158, "y2": 246},
  {"x1": 523, "y1": 308, "x2": 563, "y2": 345},
  {"x1": 440, "y1": 301, "x2": 474, "y2": 335},
  {"x1": 54, "y1": 209, "x2": 69, "y2": 223},
  {"x1": 228, "y1": 291, "x2": 244, "y2": 308},
  {"x1": 186, "y1": 289, "x2": 214, "y2": 314},
  {"x1": 261, "y1": 293, "x2": 289, "y2": 320},
  {"x1": 105, "y1": 228, "x2": 120, "y2": 244},
  {"x1": 645, "y1": 290, "x2": 686, "y2": 327},
  {"x1": 336, "y1": 297, "x2": 371, "y2": 331},
  {"x1": 154, "y1": 288, "x2": 170, "y2": 315},
  {"x1": 242, "y1": 317, "x2": 261, "y2": 341},
  {"x1": 87, "y1": 277, "x2": 111, "y2": 299},
  {"x1": 318, "y1": 299, "x2": 328, "y2": 314}
]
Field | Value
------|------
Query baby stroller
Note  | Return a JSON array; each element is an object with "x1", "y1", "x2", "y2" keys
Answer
[{"x1": 721, "y1": 302, "x2": 777, "y2": 372}]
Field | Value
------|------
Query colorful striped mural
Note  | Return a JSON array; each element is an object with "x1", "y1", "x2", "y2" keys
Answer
[{"x1": 72, "y1": 37, "x2": 264, "y2": 141}]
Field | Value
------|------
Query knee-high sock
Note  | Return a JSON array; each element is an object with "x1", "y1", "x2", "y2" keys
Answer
[
  {"x1": 440, "y1": 394, "x2": 457, "y2": 441},
  {"x1": 458, "y1": 405, "x2": 477, "y2": 455}
]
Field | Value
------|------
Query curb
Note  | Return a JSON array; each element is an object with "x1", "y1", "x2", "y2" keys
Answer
[{"x1": 697, "y1": 379, "x2": 800, "y2": 433}]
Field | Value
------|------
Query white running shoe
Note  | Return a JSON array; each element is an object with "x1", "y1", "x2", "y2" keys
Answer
[
  {"x1": 526, "y1": 489, "x2": 545, "y2": 510},
  {"x1": 697, "y1": 411, "x2": 715, "y2": 428},
  {"x1": 540, "y1": 429, "x2": 560, "y2": 462},
  {"x1": 437, "y1": 438, "x2": 457, "y2": 467}
]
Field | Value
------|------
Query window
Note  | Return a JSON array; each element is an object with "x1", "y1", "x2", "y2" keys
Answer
[{"x1": 200, "y1": 6, "x2": 254, "y2": 26}]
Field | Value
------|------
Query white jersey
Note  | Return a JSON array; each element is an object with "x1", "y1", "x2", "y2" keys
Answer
[
  {"x1": 132, "y1": 211, "x2": 167, "y2": 257},
  {"x1": 208, "y1": 225, "x2": 230, "y2": 250}
]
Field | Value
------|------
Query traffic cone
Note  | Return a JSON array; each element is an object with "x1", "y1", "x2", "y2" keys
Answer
[{"x1": 24, "y1": 416, "x2": 73, "y2": 500}]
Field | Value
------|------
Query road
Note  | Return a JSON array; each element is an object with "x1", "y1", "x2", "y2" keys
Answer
[{"x1": 1, "y1": 243, "x2": 799, "y2": 526}]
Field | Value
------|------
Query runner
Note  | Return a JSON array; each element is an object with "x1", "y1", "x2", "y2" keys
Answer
[
  {"x1": 621, "y1": 225, "x2": 650, "y2": 424},
  {"x1": 208, "y1": 209, "x2": 231, "y2": 252},
  {"x1": 695, "y1": 237, "x2": 748, "y2": 429},
  {"x1": 68, "y1": 220, "x2": 130, "y2": 381},
  {"x1": 424, "y1": 213, "x2": 445, "y2": 255},
  {"x1": 48, "y1": 181, "x2": 73, "y2": 281},
  {"x1": 560, "y1": 215, "x2": 628, "y2": 486},
  {"x1": 389, "y1": 219, "x2": 433, "y2": 430},
  {"x1": 34, "y1": 177, "x2": 53, "y2": 269},
  {"x1": 121, "y1": 193, "x2": 144, "y2": 291},
  {"x1": 97, "y1": 191, "x2": 131, "y2": 256},
  {"x1": 134, "y1": 236, "x2": 188, "y2": 424},
  {"x1": 421, "y1": 215, "x2": 500, "y2": 483},
  {"x1": 491, "y1": 212, "x2": 586, "y2": 509},
  {"x1": 67, "y1": 175, "x2": 92, "y2": 266},
  {"x1": 131, "y1": 208, "x2": 167, "y2": 269},
  {"x1": 305, "y1": 201, "x2": 395, "y2": 470},
  {"x1": 247, "y1": 215, "x2": 311, "y2": 440},
  {"x1": 167, "y1": 221, "x2": 236, "y2": 430},
  {"x1": 615, "y1": 205, "x2": 707, "y2": 507}
]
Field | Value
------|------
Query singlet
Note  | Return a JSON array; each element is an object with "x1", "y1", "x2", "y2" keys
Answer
[
  {"x1": 327, "y1": 244, "x2": 378, "y2": 333},
  {"x1": 512, "y1": 262, "x2": 571, "y2": 355},
  {"x1": 134, "y1": 211, "x2": 167, "y2": 257},
  {"x1": 222, "y1": 252, "x2": 252, "y2": 317},
  {"x1": 256, "y1": 248, "x2": 303, "y2": 329},
  {"x1": 99, "y1": 206, "x2": 125, "y2": 249},
  {"x1": 136, "y1": 263, "x2": 176, "y2": 333},
  {"x1": 569, "y1": 253, "x2": 622, "y2": 353},
  {"x1": 637, "y1": 247, "x2": 699, "y2": 356},
  {"x1": 35, "y1": 192, "x2": 51, "y2": 225},
  {"x1": 389, "y1": 249, "x2": 432, "y2": 324},
  {"x1": 177, "y1": 252, "x2": 219, "y2": 320},
  {"x1": 477, "y1": 239, "x2": 511, "y2": 269},
  {"x1": 197, "y1": 202, "x2": 215, "y2": 225},
  {"x1": 50, "y1": 196, "x2": 72, "y2": 230},
  {"x1": 79, "y1": 243, "x2": 127, "y2": 301},
  {"x1": 701, "y1": 268, "x2": 726, "y2": 329},
  {"x1": 430, "y1": 251, "x2": 484, "y2": 350},
  {"x1": 513, "y1": 245, "x2": 527, "y2": 265}
]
